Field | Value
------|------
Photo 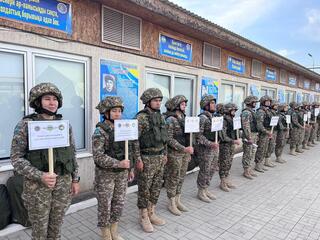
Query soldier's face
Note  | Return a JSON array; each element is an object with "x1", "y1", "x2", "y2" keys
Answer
[
  {"x1": 209, "y1": 101, "x2": 216, "y2": 112},
  {"x1": 109, "y1": 107, "x2": 122, "y2": 120},
  {"x1": 41, "y1": 94, "x2": 58, "y2": 113},
  {"x1": 252, "y1": 102, "x2": 257, "y2": 108},
  {"x1": 150, "y1": 98, "x2": 162, "y2": 110},
  {"x1": 284, "y1": 106, "x2": 289, "y2": 112},
  {"x1": 180, "y1": 101, "x2": 187, "y2": 112},
  {"x1": 265, "y1": 100, "x2": 271, "y2": 106}
]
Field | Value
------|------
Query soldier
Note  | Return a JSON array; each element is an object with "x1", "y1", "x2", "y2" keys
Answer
[
  {"x1": 254, "y1": 95, "x2": 273, "y2": 172},
  {"x1": 310, "y1": 102, "x2": 319, "y2": 145},
  {"x1": 163, "y1": 95, "x2": 193, "y2": 216},
  {"x1": 297, "y1": 103, "x2": 306, "y2": 153},
  {"x1": 264, "y1": 100, "x2": 280, "y2": 168},
  {"x1": 135, "y1": 88, "x2": 167, "y2": 233},
  {"x1": 241, "y1": 95, "x2": 259, "y2": 179},
  {"x1": 275, "y1": 103, "x2": 289, "y2": 163},
  {"x1": 301, "y1": 102, "x2": 312, "y2": 150},
  {"x1": 215, "y1": 103, "x2": 224, "y2": 117},
  {"x1": 288, "y1": 102, "x2": 304, "y2": 155},
  {"x1": 92, "y1": 96, "x2": 136, "y2": 240},
  {"x1": 219, "y1": 103, "x2": 241, "y2": 191},
  {"x1": 194, "y1": 95, "x2": 219, "y2": 203},
  {"x1": 10, "y1": 83, "x2": 80, "y2": 240}
]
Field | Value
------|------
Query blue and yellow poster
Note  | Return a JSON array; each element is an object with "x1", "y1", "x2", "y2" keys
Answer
[
  {"x1": 201, "y1": 77, "x2": 218, "y2": 99},
  {"x1": 100, "y1": 60, "x2": 139, "y2": 119},
  {"x1": 227, "y1": 56, "x2": 245, "y2": 74}
]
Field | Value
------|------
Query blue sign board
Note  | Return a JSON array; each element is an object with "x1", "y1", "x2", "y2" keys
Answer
[
  {"x1": 159, "y1": 34, "x2": 192, "y2": 62},
  {"x1": 227, "y1": 56, "x2": 245, "y2": 74},
  {"x1": 304, "y1": 80, "x2": 310, "y2": 89},
  {"x1": 289, "y1": 77, "x2": 297, "y2": 86},
  {"x1": 266, "y1": 68, "x2": 276, "y2": 81},
  {"x1": 201, "y1": 77, "x2": 218, "y2": 99},
  {"x1": 100, "y1": 60, "x2": 139, "y2": 119},
  {"x1": 0, "y1": 0, "x2": 72, "y2": 34}
]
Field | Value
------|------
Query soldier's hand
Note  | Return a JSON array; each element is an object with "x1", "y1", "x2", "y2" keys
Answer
[
  {"x1": 267, "y1": 132, "x2": 273, "y2": 139},
  {"x1": 246, "y1": 138, "x2": 253, "y2": 145},
  {"x1": 128, "y1": 169, "x2": 135, "y2": 182},
  {"x1": 163, "y1": 156, "x2": 168, "y2": 165},
  {"x1": 184, "y1": 146, "x2": 194, "y2": 154},
  {"x1": 136, "y1": 160, "x2": 144, "y2": 171},
  {"x1": 119, "y1": 160, "x2": 130, "y2": 169},
  {"x1": 71, "y1": 183, "x2": 80, "y2": 195},
  {"x1": 41, "y1": 172, "x2": 57, "y2": 188},
  {"x1": 233, "y1": 139, "x2": 241, "y2": 145},
  {"x1": 211, "y1": 142, "x2": 219, "y2": 149}
]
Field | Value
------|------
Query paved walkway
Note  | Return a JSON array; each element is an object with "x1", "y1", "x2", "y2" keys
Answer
[{"x1": 3, "y1": 144, "x2": 320, "y2": 240}]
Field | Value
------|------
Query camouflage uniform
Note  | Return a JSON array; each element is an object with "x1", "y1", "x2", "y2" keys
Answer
[
  {"x1": 301, "y1": 102, "x2": 311, "y2": 149},
  {"x1": 10, "y1": 83, "x2": 79, "y2": 240},
  {"x1": 310, "y1": 102, "x2": 319, "y2": 144},
  {"x1": 275, "y1": 104, "x2": 289, "y2": 162},
  {"x1": 241, "y1": 96, "x2": 259, "y2": 178},
  {"x1": 297, "y1": 105, "x2": 306, "y2": 149},
  {"x1": 288, "y1": 102, "x2": 304, "y2": 154}
]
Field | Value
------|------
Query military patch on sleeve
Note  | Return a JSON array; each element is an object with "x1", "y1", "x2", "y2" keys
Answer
[{"x1": 93, "y1": 128, "x2": 102, "y2": 136}]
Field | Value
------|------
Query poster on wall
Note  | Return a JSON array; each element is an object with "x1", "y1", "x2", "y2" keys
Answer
[
  {"x1": 278, "y1": 89, "x2": 285, "y2": 103},
  {"x1": 159, "y1": 34, "x2": 192, "y2": 62},
  {"x1": 100, "y1": 60, "x2": 139, "y2": 119},
  {"x1": 296, "y1": 92, "x2": 302, "y2": 103},
  {"x1": 201, "y1": 77, "x2": 218, "y2": 99},
  {"x1": 227, "y1": 56, "x2": 245, "y2": 74},
  {"x1": 266, "y1": 68, "x2": 277, "y2": 81},
  {"x1": 250, "y1": 84, "x2": 260, "y2": 97},
  {"x1": 0, "y1": 0, "x2": 72, "y2": 34},
  {"x1": 289, "y1": 77, "x2": 297, "y2": 86}
]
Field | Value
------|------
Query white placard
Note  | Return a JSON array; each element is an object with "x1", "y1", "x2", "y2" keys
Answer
[
  {"x1": 303, "y1": 114, "x2": 308, "y2": 122},
  {"x1": 270, "y1": 116, "x2": 279, "y2": 126},
  {"x1": 285, "y1": 115, "x2": 291, "y2": 124},
  {"x1": 28, "y1": 120, "x2": 70, "y2": 150},
  {"x1": 114, "y1": 120, "x2": 138, "y2": 142},
  {"x1": 307, "y1": 111, "x2": 311, "y2": 119},
  {"x1": 315, "y1": 108, "x2": 320, "y2": 117},
  {"x1": 233, "y1": 117, "x2": 241, "y2": 130},
  {"x1": 185, "y1": 117, "x2": 200, "y2": 133},
  {"x1": 211, "y1": 116, "x2": 224, "y2": 132}
]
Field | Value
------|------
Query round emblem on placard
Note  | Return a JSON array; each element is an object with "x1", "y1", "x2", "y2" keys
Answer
[
  {"x1": 57, "y1": 3, "x2": 68, "y2": 14},
  {"x1": 34, "y1": 126, "x2": 40, "y2": 132},
  {"x1": 58, "y1": 124, "x2": 65, "y2": 131}
]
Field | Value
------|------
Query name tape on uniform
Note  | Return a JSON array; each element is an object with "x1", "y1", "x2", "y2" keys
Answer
[
  {"x1": 285, "y1": 115, "x2": 291, "y2": 124},
  {"x1": 233, "y1": 117, "x2": 241, "y2": 130},
  {"x1": 185, "y1": 117, "x2": 200, "y2": 133},
  {"x1": 28, "y1": 120, "x2": 70, "y2": 150},
  {"x1": 211, "y1": 116, "x2": 224, "y2": 132},
  {"x1": 270, "y1": 116, "x2": 279, "y2": 126},
  {"x1": 114, "y1": 119, "x2": 138, "y2": 142}
]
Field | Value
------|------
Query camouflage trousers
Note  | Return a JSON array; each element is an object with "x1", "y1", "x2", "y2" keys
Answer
[
  {"x1": 94, "y1": 168, "x2": 128, "y2": 227},
  {"x1": 318, "y1": 121, "x2": 320, "y2": 138},
  {"x1": 137, "y1": 154, "x2": 166, "y2": 209},
  {"x1": 242, "y1": 133, "x2": 258, "y2": 169},
  {"x1": 219, "y1": 143, "x2": 235, "y2": 178},
  {"x1": 310, "y1": 123, "x2": 318, "y2": 142},
  {"x1": 275, "y1": 129, "x2": 288, "y2": 157},
  {"x1": 265, "y1": 130, "x2": 277, "y2": 158},
  {"x1": 255, "y1": 133, "x2": 269, "y2": 164},
  {"x1": 298, "y1": 128, "x2": 305, "y2": 146},
  {"x1": 196, "y1": 146, "x2": 219, "y2": 189},
  {"x1": 165, "y1": 151, "x2": 190, "y2": 198},
  {"x1": 289, "y1": 128, "x2": 300, "y2": 149},
  {"x1": 303, "y1": 126, "x2": 311, "y2": 145},
  {"x1": 22, "y1": 174, "x2": 72, "y2": 240}
]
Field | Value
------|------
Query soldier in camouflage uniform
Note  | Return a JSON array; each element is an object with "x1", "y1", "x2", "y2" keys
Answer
[
  {"x1": 254, "y1": 95, "x2": 273, "y2": 172},
  {"x1": 275, "y1": 103, "x2": 289, "y2": 163},
  {"x1": 10, "y1": 83, "x2": 80, "y2": 240},
  {"x1": 264, "y1": 100, "x2": 280, "y2": 168},
  {"x1": 215, "y1": 103, "x2": 224, "y2": 116},
  {"x1": 219, "y1": 103, "x2": 241, "y2": 191},
  {"x1": 301, "y1": 102, "x2": 312, "y2": 150},
  {"x1": 163, "y1": 95, "x2": 193, "y2": 216},
  {"x1": 93, "y1": 96, "x2": 136, "y2": 240},
  {"x1": 297, "y1": 103, "x2": 306, "y2": 153},
  {"x1": 241, "y1": 95, "x2": 259, "y2": 179},
  {"x1": 135, "y1": 88, "x2": 167, "y2": 233},
  {"x1": 194, "y1": 95, "x2": 219, "y2": 203},
  {"x1": 317, "y1": 102, "x2": 320, "y2": 141},
  {"x1": 288, "y1": 102, "x2": 304, "y2": 155},
  {"x1": 310, "y1": 102, "x2": 319, "y2": 145}
]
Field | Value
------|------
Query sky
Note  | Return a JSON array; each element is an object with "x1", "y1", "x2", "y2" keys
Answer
[{"x1": 170, "y1": 0, "x2": 320, "y2": 74}]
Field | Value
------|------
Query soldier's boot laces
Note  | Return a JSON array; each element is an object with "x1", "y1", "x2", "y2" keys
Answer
[
  {"x1": 296, "y1": 146, "x2": 304, "y2": 153},
  {"x1": 264, "y1": 158, "x2": 275, "y2": 168},
  {"x1": 110, "y1": 222, "x2": 124, "y2": 240},
  {"x1": 276, "y1": 157, "x2": 286, "y2": 164},
  {"x1": 302, "y1": 143, "x2": 310, "y2": 150},
  {"x1": 219, "y1": 178, "x2": 230, "y2": 192},
  {"x1": 101, "y1": 227, "x2": 112, "y2": 240},
  {"x1": 205, "y1": 188, "x2": 217, "y2": 200},
  {"x1": 226, "y1": 177, "x2": 236, "y2": 189},
  {"x1": 197, "y1": 189, "x2": 211, "y2": 203},
  {"x1": 249, "y1": 168, "x2": 258, "y2": 177},
  {"x1": 307, "y1": 142, "x2": 314, "y2": 147},
  {"x1": 148, "y1": 204, "x2": 166, "y2": 225},
  {"x1": 168, "y1": 197, "x2": 182, "y2": 216},
  {"x1": 289, "y1": 148, "x2": 297, "y2": 156},
  {"x1": 254, "y1": 163, "x2": 264, "y2": 173},
  {"x1": 139, "y1": 209, "x2": 153, "y2": 233},
  {"x1": 176, "y1": 194, "x2": 189, "y2": 212},
  {"x1": 243, "y1": 168, "x2": 253, "y2": 180}
]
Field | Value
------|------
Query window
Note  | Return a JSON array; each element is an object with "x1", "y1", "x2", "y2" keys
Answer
[
  {"x1": 285, "y1": 90, "x2": 295, "y2": 104},
  {"x1": 102, "y1": 6, "x2": 141, "y2": 49},
  {"x1": 304, "y1": 80, "x2": 310, "y2": 89},
  {"x1": 203, "y1": 43, "x2": 221, "y2": 69},
  {"x1": 280, "y1": 70, "x2": 287, "y2": 84},
  {"x1": 303, "y1": 93, "x2": 310, "y2": 102},
  {"x1": 261, "y1": 87, "x2": 276, "y2": 100},
  {"x1": 220, "y1": 81, "x2": 246, "y2": 115},
  {"x1": 315, "y1": 95, "x2": 320, "y2": 102},
  {"x1": 146, "y1": 70, "x2": 195, "y2": 116},
  {"x1": 251, "y1": 59, "x2": 262, "y2": 78}
]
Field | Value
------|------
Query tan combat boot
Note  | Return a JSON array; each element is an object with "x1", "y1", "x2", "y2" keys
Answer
[
  {"x1": 307, "y1": 142, "x2": 314, "y2": 147},
  {"x1": 110, "y1": 222, "x2": 124, "y2": 240},
  {"x1": 219, "y1": 178, "x2": 230, "y2": 192},
  {"x1": 302, "y1": 143, "x2": 310, "y2": 150},
  {"x1": 148, "y1": 204, "x2": 166, "y2": 225},
  {"x1": 249, "y1": 168, "x2": 257, "y2": 177},
  {"x1": 168, "y1": 197, "x2": 182, "y2": 216},
  {"x1": 254, "y1": 163, "x2": 264, "y2": 173},
  {"x1": 139, "y1": 209, "x2": 153, "y2": 233},
  {"x1": 243, "y1": 168, "x2": 253, "y2": 180},
  {"x1": 296, "y1": 146, "x2": 304, "y2": 153},
  {"x1": 205, "y1": 188, "x2": 217, "y2": 200},
  {"x1": 312, "y1": 140, "x2": 317, "y2": 145},
  {"x1": 275, "y1": 157, "x2": 286, "y2": 164},
  {"x1": 101, "y1": 227, "x2": 112, "y2": 240},
  {"x1": 264, "y1": 157, "x2": 275, "y2": 167},
  {"x1": 289, "y1": 148, "x2": 297, "y2": 156},
  {"x1": 197, "y1": 189, "x2": 211, "y2": 203},
  {"x1": 175, "y1": 194, "x2": 189, "y2": 212},
  {"x1": 226, "y1": 177, "x2": 236, "y2": 189}
]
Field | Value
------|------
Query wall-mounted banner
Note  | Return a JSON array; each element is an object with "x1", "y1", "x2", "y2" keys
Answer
[
  {"x1": 250, "y1": 84, "x2": 260, "y2": 97},
  {"x1": 278, "y1": 89, "x2": 285, "y2": 103},
  {"x1": 304, "y1": 80, "x2": 310, "y2": 89},
  {"x1": 159, "y1": 34, "x2": 192, "y2": 62},
  {"x1": 289, "y1": 77, "x2": 297, "y2": 86},
  {"x1": 100, "y1": 60, "x2": 139, "y2": 119},
  {"x1": 201, "y1": 77, "x2": 218, "y2": 99},
  {"x1": 227, "y1": 56, "x2": 245, "y2": 74},
  {"x1": 266, "y1": 68, "x2": 276, "y2": 81},
  {"x1": 296, "y1": 92, "x2": 302, "y2": 103},
  {"x1": 0, "y1": 0, "x2": 72, "y2": 34}
]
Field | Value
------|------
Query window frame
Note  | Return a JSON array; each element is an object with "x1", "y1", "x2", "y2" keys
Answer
[
  {"x1": 251, "y1": 59, "x2": 262, "y2": 78},
  {"x1": 203, "y1": 42, "x2": 221, "y2": 69},
  {"x1": 220, "y1": 80, "x2": 247, "y2": 110},
  {"x1": 260, "y1": 86, "x2": 277, "y2": 100}
]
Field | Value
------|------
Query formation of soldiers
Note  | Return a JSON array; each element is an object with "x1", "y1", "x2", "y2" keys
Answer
[{"x1": 10, "y1": 83, "x2": 320, "y2": 240}]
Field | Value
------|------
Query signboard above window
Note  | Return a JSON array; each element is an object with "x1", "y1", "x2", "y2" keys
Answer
[
  {"x1": 304, "y1": 80, "x2": 310, "y2": 89},
  {"x1": 288, "y1": 76, "x2": 297, "y2": 86},
  {"x1": 227, "y1": 56, "x2": 245, "y2": 74},
  {"x1": 0, "y1": 0, "x2": 72, "y2": 34},
  {"x1": 266, "y1": 68, "x2": 277, "y2": 81},
  {"x1": 159, "y1": 34, "x2": 192, "y2": 62}
]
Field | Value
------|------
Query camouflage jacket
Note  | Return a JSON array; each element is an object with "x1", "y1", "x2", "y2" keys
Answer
[
  {"x1": 220, "y1": 115, "x2": 236, "y2": 143},
  {"x1": 277, "y1": 112, "x2": 288, "y2": 131},
  {"x1": 288, "y1": 109, "x2": 303, "y2": 129},
  {"x1": 241, "y1": 107, "x2": 257, "y2": 140},
  {"x1": 196, "y1": 111, "x2": 216, "y2": 147},
  {"x1": 10, "y1": 114, "x2": 78, "y2": 182},
  {"x1": 256, "y1": 106, "x2": 272, "y2": 134}
]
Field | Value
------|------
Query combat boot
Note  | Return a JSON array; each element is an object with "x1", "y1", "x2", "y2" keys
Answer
[
  {"x1": 296, "y1": 146, "x2": 304, "y2": 153},
  {"x1": 168, "y1": 197, "x2": 182, "y2": 216},
  {"x1": 264, "y1": 158, "x2": 275, "y2": 167},
  {"x1": 148, "y1": 203, "x2": 166, "y2": 225},
  {"x1": 226, "y1": 177, "x2": 236, "y2": 189},
  {"x1": 254, "y1": 163, "x2": 264, "y2": 173},
  {"x1": 139, "y1": 209, "x2": 153, "y2": 233},
  {"x1": 219, "y1": 178, "x2": 230, "y2": 192},
  {"x1": 197, "y1": 189, "x2": 211, "y2": 203},
  {"x1": 312, "y1": 140, "x2": 318, "y2": 145},
  {"x1": 205, "y1": 188, "x2": 217, "y2": 200},
  {"x1": 289, "y1": 148, "x2": 297, "y2": 156},
  {"x1": 101, "y1": 227, "x2": 112, "y2": 240},
  {"x1": 317, "y1": 136, "x2": 320, "y2": 141},
  {"x1": 307, "y1": 142, "x2": 314, "y2": 147},
  {"x1": 243, "y1": 168, "x2": 253, "y2": 180},
  {"x1": 249, "y1": 168, "x2": 258, "y2": 177},
  {"x1": 110, "y1": 222, "x2": 124, "y2": 240},
  {"x1": 302, "y1": 144, "x2": 310, "y2": 150},
  {"x1": 176, "y1": 194, "x2": 189, "y2": 212},
  {"x1": 276, "y1": 157, "x2": 286, "y2": 164}
]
